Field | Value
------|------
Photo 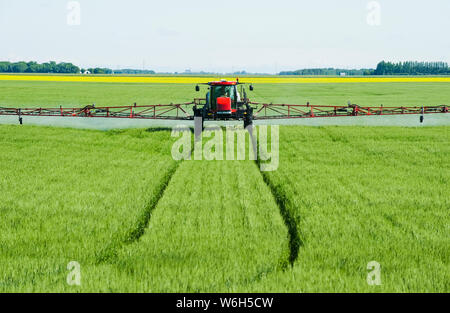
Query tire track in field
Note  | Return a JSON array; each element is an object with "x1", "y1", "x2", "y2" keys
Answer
[
  {"x1": 124, "y1": 161, "x2": 180, "y2": 243},
  {"x1": 253, "y1": 132, "x2": 302, "y2": 266},
  {"x1": 97, "y1": 129, "x2": 197, "y2": 263},
  {"x1": 108, "y1": 160, "x2": 290, "y2": 292},
  {"x1": 256, "y1": 165, "x2": 302, "y2": 266},
  {"x1": 96, "y1": 160, "x2": 181, "y2": 263}
]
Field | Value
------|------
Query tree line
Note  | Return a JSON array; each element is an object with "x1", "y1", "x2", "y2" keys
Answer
[
  {"x1": 279, "y1": 68, "x2": 373, "y2": 76},
  {"x1": 0, "y1": 61, "x2": 155, "y2": 75},
  {"x1": 0, "y1": 61, "x2": 80, "y2": 74},
  {"x1": 81, "y1": 68, "x2": 154, "y2": 74},
  {"x1": 279, "y1": 61, "x2": 450, "y2": 76},
  {"x1": 83, "y1": 67, "x2": 112, "y2": 74},
  {"x1": 374, "y1": 61, "x2": 449, "y2": 75},
  {"x1": 113, "y1": 69, "x2": 156, "y2": 74}
]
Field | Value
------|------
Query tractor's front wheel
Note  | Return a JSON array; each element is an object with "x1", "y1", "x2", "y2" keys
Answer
[
  {"x1": 193, "y1": 108, "x2": 205, "y2": 130},
  {"x1": 193, "y1": 107, "x2": 201, "y2": 118}
]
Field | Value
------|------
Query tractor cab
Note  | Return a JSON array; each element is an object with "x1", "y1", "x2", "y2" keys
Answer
[
  {"x1": 207, "y1": 81, "x2": 240, "y2": 116},
  {"x1": 194, "y1": 79, "x2": 254, "y2": 128}
]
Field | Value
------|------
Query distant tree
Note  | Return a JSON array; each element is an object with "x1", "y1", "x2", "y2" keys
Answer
[
  {"x1": 88, "y1": 68, "x2": 112, "y2": 74},
  {"x1": 26, "y1": 61, "x2": 40, "y2": 73},
  {"x1": 11, "y1": 62, "x2": 28, "y2": 73},
  {"x1": 55, "y1": 62, "x2": 80, "y2": 73},
  {"x1": 0, "y1": 62, "x2": 10, "y2": 72}
]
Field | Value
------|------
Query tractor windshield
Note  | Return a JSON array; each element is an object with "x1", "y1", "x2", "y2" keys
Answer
[
  {"x1": 210, "y1": 85, "x2": 236, "y2": 110},
  {"x1": 211, "y1": 85, "x2": 236, "y2": 110},
  {"x1": 212, "y1": 85, "x2": 235, "y2": 99}
]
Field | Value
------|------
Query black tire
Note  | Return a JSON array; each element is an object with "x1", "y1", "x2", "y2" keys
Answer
[
  {"x1": 193, "y1": 107, "x2": 205, "y2": 131},
  {"x1": 244, "y1": 108, "x2": 253, "y2": 128},
  {"x1": 201, "y1": 107, "x2": 207, "y2": 130}
]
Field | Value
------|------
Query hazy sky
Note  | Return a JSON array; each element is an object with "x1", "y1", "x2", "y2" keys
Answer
[{"x1": 0, "y1": 0, "x2": 449, "y2": 73}]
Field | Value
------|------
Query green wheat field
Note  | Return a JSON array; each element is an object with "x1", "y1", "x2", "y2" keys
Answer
[{"x1": 0, "y1": 79, "x2": 449, "y2": 292}]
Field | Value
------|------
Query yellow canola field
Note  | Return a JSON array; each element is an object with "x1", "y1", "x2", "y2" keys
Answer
[{"x1": 0, "y1": 74, "x2": 449, "y2": 84}]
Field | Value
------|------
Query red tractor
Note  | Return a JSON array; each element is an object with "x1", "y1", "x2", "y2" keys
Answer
[{"x1": 193, "y1": 80, "x2": 254, "y2": 128}]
